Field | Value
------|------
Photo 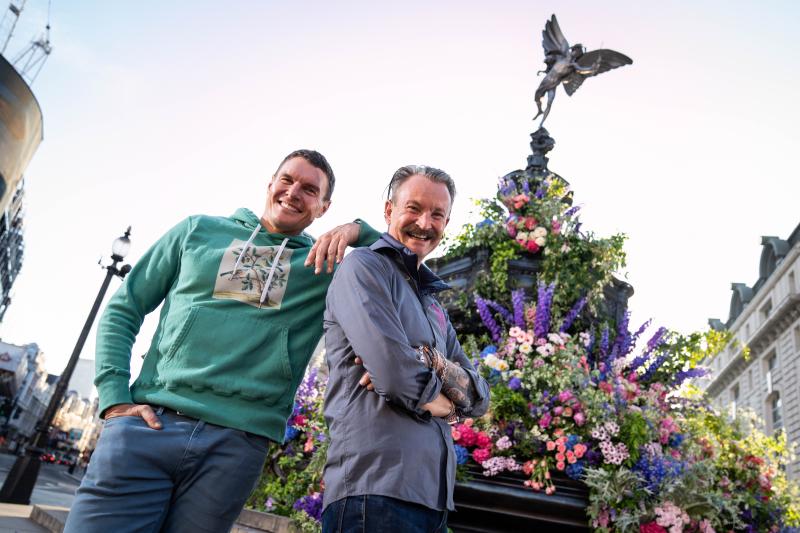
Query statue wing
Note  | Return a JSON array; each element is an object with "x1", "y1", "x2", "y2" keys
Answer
[
  {"x1": 542, "y1": 14, "x2": 569, "y2": 57},
  {"x1": 562, "y1": 49, "x2": 632, "y2": 96}
]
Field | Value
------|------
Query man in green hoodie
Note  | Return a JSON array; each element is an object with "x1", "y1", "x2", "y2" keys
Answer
[{"x1": 64, "y1": 149, "x2": 380, "y2": 533}]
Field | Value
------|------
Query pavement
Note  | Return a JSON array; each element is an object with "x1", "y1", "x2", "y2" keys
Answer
[{"x1": 0, "y1": 453, "x2": 80, "y2": 532}]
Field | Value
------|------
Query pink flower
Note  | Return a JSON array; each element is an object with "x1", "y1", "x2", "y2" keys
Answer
[
  {"x1": 525, "y1": 217, "x2": 537, "y2": 230},
  {"x1": 472, "y1": 448, "x2": 491, "y2": 464},
  {"x1": 573, "y1": 412, "x2": 586, "y2": 426},
  {"x1": 506, "y1": 223, "x2": 517, "y2": 238},
  {"x1": 539, "y1": 413, "x2": 552, "y2": 429},
  {"x1": 556, "y1": 461, "x2": 565, "y2": 471},
  {"x1": 476, "y1": 432, "x2": 492, "y2": 449},
  {"x1": 525, "y1": 240, "x2": 540, "y2": 253},
  {"x1": 553, "y1": 406, "x2": 564, "y2": 416},
  {"x1": 546, "y1": 441, "x2": 556, "y2": 451}
]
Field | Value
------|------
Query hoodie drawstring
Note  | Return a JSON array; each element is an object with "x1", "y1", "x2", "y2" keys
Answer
[
  {"x1": 260, "y1": 238, "x2": 289, "y2": 308},
  {"x1": 229, "y1": 224, "x2": 262, "y2": 280}
]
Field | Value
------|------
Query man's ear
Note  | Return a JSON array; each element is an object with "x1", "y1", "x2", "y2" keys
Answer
[
  {"x1": 317, "y1": 200, "x2": 331, "y2": 219},
  {"x1": 384, "y1": 199, "x2": 393, "y2": 226}
]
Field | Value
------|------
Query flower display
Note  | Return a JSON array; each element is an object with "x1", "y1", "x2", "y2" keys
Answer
[
  {"x1": 498, "y1": 173, "x2": 573, "y2": 254},
  {"x1": 465, "y1": 284, "x2": 800, "y2": 532}
]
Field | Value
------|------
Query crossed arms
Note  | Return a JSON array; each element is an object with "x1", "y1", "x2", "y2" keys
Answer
[{"x1": 326, "y1": 250, "x2": 489, "y2": 420}]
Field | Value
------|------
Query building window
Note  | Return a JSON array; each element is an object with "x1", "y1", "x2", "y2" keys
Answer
[
  {"x1": 790, "y1": 271, "x2": 797, "y2": 294},
  {"x1": 765, "y1": 353, "x2": 777, "y2": 393},
  {"x1": 771, "y1": 394, "x2": 783, "y2": 433},
  {"x1": 795, "y1": 326, "x2": 800, "y2": 354},
  {"x1": 760, "y1": 300, "x2": 772, "y2": 321},
  {"x1": 730, "y1": 384, "x2": 740, "y2": 418}
]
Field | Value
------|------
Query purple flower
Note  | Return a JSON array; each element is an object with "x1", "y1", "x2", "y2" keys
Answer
[
  {"x1": 534, "y1": 187, "x2": 545, "y2": 199},
  {"x1": 475, "y1": 296, "x2": 503, "y2": 343},
  {"x1": 485, "y1": 300, "x2": 514, "y2": 325},
  {"x1": 522, "y1": 179, "x2": 531, "y2": 194},
  {"x1": 630, "y1": 327, "x2": 669, "y2": 372},
  {"x1": 672, "y1": 367, "x2": 710, "y2": 388},
  {"x1": 641, "y1": 352, "x2": 669, "y2": 382},
  {"x1": 508, "y1": 377, "x2": 522, "y2": 390},
  {"x1": 534, "y1": 283, "x2": 555, "y2": 338},
  {"x1": 511, "y1": 289, "x2": 526, "y2": 329},
  {"x1": 559, "y1": 296, "x2": 587, "y2": 333},
  {"x1": 293, "y1": 492, "x2": 323, "y2": 522},
  {"x1": 563, "y1": 205, "x2": 581, "y2": 218},
  {"x1": 599, "y1": 327, "x2": 610, "y2": 360}
]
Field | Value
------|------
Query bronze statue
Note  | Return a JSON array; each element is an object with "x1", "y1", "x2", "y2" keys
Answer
[{"x1": 533, "y1": 15, "x2": 632, "y2": 126}]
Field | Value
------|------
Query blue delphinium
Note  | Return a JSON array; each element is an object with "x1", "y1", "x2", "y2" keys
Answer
[
  {"x1": 284, "y1": 425, "x2": 300, "y2": 442},
  {"x1": 454, "y1": 445, "x2": 469, "y2": 465},
  {"x1": 633, "y1": 452, "x2": 684, "y2": 495},
  {"x1": 565, "y1": 461, "x2": 584, "y2": 480}
]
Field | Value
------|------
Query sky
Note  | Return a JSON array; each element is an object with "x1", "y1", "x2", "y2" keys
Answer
[{"x1": 0, "y1": 1, "x2": 798, "y2": 385}]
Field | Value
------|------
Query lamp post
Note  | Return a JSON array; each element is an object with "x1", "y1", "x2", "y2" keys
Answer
[{"x1": 0, "y1": 228, "x2": 132, "y2": 504}]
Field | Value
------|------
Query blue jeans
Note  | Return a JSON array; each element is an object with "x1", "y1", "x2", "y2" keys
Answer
[
  {"x1": 322, "y1": 495, "x2": 448, "y2": 533},
  {"x1": 64, "y1": 407, "x2": 268, "y2": 533}
]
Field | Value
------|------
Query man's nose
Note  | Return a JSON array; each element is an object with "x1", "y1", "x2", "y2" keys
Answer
[
  {"x1": 285, "y1": 181, "x2": 301, "y2": 198},
  {"x1": 417, "y1": 212, "x2": 433, "y2": 229}
]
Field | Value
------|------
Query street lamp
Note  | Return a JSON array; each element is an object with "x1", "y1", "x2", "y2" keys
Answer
[{"x1": 0, "y1": 227, "x2": 133, "y2": 504}]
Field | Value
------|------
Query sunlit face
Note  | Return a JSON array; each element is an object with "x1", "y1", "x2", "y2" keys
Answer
[
  {"x1": 384, "y1": 174, "x2": 451, "y2": 264},
  {"x1": 261, "y1": 157, "x2": 331, "y2": 235}
]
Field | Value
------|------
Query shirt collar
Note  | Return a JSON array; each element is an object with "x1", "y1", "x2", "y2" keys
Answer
[{"x1": 370, "y1": 233, "x2": 450, "y2": 294}]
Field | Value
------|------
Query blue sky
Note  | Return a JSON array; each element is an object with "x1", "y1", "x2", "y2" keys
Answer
[{"x1": 1, "y1": 1, "x2": 799, "y2": 380}]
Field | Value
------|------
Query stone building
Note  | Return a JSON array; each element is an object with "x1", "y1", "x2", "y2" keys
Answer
[
  {"x1": 0, "y1": 341, "x2": 55, "y2": 448},
  {"x1": 705, "y1": 222, "x2": 800, "y2": 480}
]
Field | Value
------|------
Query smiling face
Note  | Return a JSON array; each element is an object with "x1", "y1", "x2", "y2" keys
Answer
[
  {"x1": 261, "y1": 157, "x2": 331, "y2": 235},
  {"x1": 384, "y1": 173, "x2": 451, "y2": 264}
]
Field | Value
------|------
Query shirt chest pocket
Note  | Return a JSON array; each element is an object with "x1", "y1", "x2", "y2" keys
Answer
[{"x1": 399, "y1": 298, "x2": 447, "y2": 350}]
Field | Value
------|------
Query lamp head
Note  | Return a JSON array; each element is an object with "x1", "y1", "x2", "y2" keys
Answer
[{"x1": 111, "y1": 226, "x2": 132, "y2": 261}]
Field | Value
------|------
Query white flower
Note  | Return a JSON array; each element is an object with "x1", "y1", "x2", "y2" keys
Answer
[
  {"x1": 547, "y1": 333, "x2": 563, "y2": 345},
  {"x1": 519, "y1": 343, "x2": 532, "y2": 354},
  {"x1": 534, "y1": 236, "x2": 546, "y2": 247},
  {"x1": 532, "y1": 226, "x2": 548, "y2": 238},
  {"x1": 535, "y1": 344, "x2": 555, "y2": 357}
]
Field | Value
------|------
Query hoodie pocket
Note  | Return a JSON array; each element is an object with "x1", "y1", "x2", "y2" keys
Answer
[{"x1": 157, "y1": 306, "x2": 292, "y2": 404}]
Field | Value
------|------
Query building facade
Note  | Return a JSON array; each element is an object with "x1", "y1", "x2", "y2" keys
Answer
[
  {"x1": 705, "y1": 223, "x2": 800, "y2": 480},
  {"x1": 0, "y1": 180, "x2": 24, "y2": 320},
  {"x1": 0, "y1": 341, "x2": 55, "y2": 448}
]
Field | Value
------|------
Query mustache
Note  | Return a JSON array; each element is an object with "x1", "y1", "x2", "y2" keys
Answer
[{"x1": 402, "y1": 224, "x2": 439, "y2": 239}]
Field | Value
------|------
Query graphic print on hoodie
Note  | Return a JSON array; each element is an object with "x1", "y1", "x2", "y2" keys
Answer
[{"x1": 213, "y1": 238, "x2": 294, "y2": 309}]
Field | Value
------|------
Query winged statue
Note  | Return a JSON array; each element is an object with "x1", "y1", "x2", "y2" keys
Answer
[{"x1": 533, "y1": 15, "x2": 632, "y2": 127}]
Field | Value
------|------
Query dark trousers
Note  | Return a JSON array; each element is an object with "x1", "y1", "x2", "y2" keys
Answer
[{"x1": 322, "y1": 495, "x2": 448, "y2": 533}]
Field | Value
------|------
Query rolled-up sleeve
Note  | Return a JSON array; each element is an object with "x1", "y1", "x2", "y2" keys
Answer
[
  {"x1": 444, "y1": 312, "x2": 491, "y2": 418},
  {"x1": 326, "y1": 250, "x2": 442, "y2": 417}
]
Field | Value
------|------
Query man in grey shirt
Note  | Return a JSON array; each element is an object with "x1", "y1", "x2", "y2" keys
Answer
[{"x1": 321, "y1": 165, "x2": 491, "y2": 533}]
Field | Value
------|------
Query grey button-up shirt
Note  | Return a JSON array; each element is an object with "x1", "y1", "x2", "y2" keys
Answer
[{"x1": 322, "y1": 234, "x2": 490, "y2": 512}]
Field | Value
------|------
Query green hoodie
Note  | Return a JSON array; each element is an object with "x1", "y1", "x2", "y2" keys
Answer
[{"x1": 95, "y1": 208, "x2": 380, "y2": 442}]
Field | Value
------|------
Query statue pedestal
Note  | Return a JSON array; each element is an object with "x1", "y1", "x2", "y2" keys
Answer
[{"x1": 451, "y1": 467, "x2": 590, "y2": 532}]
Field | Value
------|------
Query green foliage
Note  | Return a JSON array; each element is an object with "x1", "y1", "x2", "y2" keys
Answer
[
  {"x1": 618, "y1": 411, "x2": 649, "y2": 466},
  {"x1": 489, "y1": 385, "x2": 530, "y2": 422}
]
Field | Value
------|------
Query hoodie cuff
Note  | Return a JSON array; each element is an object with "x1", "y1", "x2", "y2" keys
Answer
[
  {"x1": 97, "y1": 376, "x2": 134, "y2": 418},
  {"x1": 353, "y1": 219, "x2": 381, "y2": 248}
]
